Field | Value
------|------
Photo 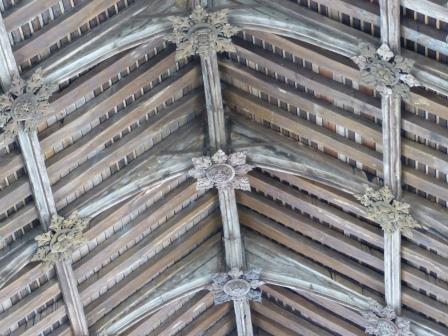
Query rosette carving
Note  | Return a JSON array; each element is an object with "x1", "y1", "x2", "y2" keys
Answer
[
  {"x1": 363, "y1": 304, "x2": 414, "y2": 335},
  {"x1": 0, "y1": 68, "x2": 57, "y2": 141},
  {"x1": 189, "y1": 150, "x2": 252, "y2": 191},
  {"x1": 208, "y1": 268, "x2": 264, "y2": 304},
  {"x1": 351, "y1": 43, "x2": 420, "y2": 99},
  {"x1": 355, "y1": 186, "x2": 420, "y2": 237},
  {"x1": 166, "y1": 6, "x2": 240, "y2": 59},
  {"x1": 33, "y1": 213, "x2": 89, "y2": 264}
]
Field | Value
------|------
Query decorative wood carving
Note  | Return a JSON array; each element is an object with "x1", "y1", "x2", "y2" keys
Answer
[
  {"x1": 363, "y1": 304, "x2": 414, "y2": 336},
  {"x1": 166, "y1": 6, "x2": 240, "y2": 59},
  {"x1": 351, "y1": 43, "x2": 420, "y2": 99},
  {"x1": 33, "y1": 213, "x2": 89, "y2": 264},
  {"x1": 209, "y1": 268, "x2": 263, "y2": 304},
  {"x1": 189, "y1": 150, "x2": 252, "y2": 191},
  {"x1": 0, "y1": 69, "x2": 56, "y2": 141},
  {"x1": 356, "y1": 186, "x2": 420, "y2": 237}
]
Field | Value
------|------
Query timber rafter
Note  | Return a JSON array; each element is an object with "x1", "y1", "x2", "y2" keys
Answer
[{"x1": 0, "y1": 0, "x2": 447, "y2": 335}]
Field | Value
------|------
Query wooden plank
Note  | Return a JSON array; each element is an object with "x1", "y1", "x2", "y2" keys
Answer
[
  {"x1": 244, "y1": 30, "x2": 448, "y2": 131},
  {"x1": 180, "y1": 303, "x2": 231, "y2": 336},
  {"x1": 269, "y1": 171, "x2": 448, "y2": 271},
  {"x1": 12, "y1": 0, "x2": 168, "y2": 65},
  {"x1": 239, "y1": 184, "x2": 448, "y2": 300},
  {"x1": 3, "y1": 0, "x2": 60, "y2": 32},
  {"x1": 240, "y1": 207, "x2": 448, "y2": 324},
  {"x1": 0, "y1": 13, "x2": 18, "y2": 88},
  {"x1": 262, "y1": 286, "x2": 364, "y2": 336},
  {"x1": 40, "y1": 48, "x2": 178, "y2": 157},
  {"x1": 51, "y1": 86, "x2": 200, "y2": 209},
  {"x1": 202, "y1": 313, "x2": 235, "y2": 336},
  {"x1": 145, "y1": 292, "x2": 214, "y2": 336},
  {"x1": 252, "y1": 312, "x2": 298, "y2": 336},
  {"x1": 16, "y1": 192, "x2": 219, "y2": 336},
  {"x1": 253, "y1": 300, "x2": 333, "y2": 336}
]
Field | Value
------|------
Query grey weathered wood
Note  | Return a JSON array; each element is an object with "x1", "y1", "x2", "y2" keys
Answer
[
  {"x1": 98, "y1": 242, "x2": 222, "y2": 335},
  {"x1": 201, "y1": 51, "x2": 227, "y2": 150},
  {"x1": 0, "y1": 12, "x2": 89, "y2": 330},
  {"x1": 244, "y1": 231, "x2": 376, "y2": 311},
  {"x1": 17, "y1": 130, "x2": 89, "y2": 336},
  {"x1": 0, "y1": 14, "x2": 18, "y2": 88},
  {"x1": 379, "y1": 0, "x2": 403, "y2": 313},
  {"x1": 379, "y1": 0, "x2": 401, "y2": 52},
  {"x1": 230, "y1": 116, "x2": 448, "y2": 242},
  {"x1": 219, "y1": 189, "x2": 245, "y2": 269}
]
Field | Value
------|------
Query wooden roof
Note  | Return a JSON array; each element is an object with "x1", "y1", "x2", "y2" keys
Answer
[{"x1": 0, "y1": 0, "x2": 448, "y2": 335}]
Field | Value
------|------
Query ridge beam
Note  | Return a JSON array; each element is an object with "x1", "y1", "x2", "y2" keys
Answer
[
  {"x1": 379, "y1": 0, "x2": 402, "y2": 313},
  {"x1": 0, "y1": 14, "x2": 88, "y2": 336},
  {"x1": 193, "y1": 6, "x2": 254, "y2": 335}
]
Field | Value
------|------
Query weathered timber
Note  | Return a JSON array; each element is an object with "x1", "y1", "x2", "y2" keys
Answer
[
  {"x1": 262, "y1": 286, "x2": 364, "y2": 336},
  {"x1": 252, "y1": 300, "x2": 333, "y2": 336},
  {"x1": 242, "y1": 30, "x2": 448, "y2": 134},
  {"x1": 11, "y1": 0, "x2": 171, "y2": 66},
  {"x1": 97, "y1": 239, "x2": 222, "y2": 335},
  {"x1": 379, "y1": 0, "x2": 403, "y2": 313},
  {"x1": 14, "y1": 131, "x2": 89, "y2": 336},
  {"x1": 14, "y1": 188, "x2": 219, "y2": 336},
  {"x1": 201, "y1": 50, "x2": 227, "y2": 150},
  {"x1": 239, "y1": 181, "x2": 448, "y2": 308},
  {"x1": 240, "y1": 208, "x2": 448, "y2": 328},
  {"x1": 176, "y1": 301, "x2": 231, "y2": 336},
  {"x1": 243, "y1": 230, "x2": 376, "y2": 310},
  {"x1": 252, "y1": 312, "x2": 297, "y2": 336},
  {"x1": 85, "y1": 216, "x2": 220, "y2": 329},
  {"x1": 144, "y1": 292, "x2": 214, "y2": 336},
  {"x1": 224, "y1": 43, "x2": 448, "y2": 176}
]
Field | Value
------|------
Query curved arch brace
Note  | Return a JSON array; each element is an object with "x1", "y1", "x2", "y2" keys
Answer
[{"x1": 36, "y1": 4, "x2": 447, "y2": 96}]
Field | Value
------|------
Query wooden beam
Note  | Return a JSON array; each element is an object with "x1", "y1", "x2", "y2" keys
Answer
[
  {"x1": 200, "y1": 50, "x2": 227, "y2": 149},
  {"x1": 262, "y1": 286, "x2": 364, "y2": 336},
  {"x1": 252, "y1": 300, "x2": 333, "y2": 336},
  {"x1": 194, "y1": 7, "x2": 254, "y2": 334},
  {"x1": 243, "y1": 226, "x2": 377, "y2": 311},
  {"x1": 379, "y1": 0, "x2": 402, "y2": 313},
  {"x1": 96, "y1": 238, "x2": 221, "y2": 335},
  {"x1": 230, "y1": 115, "x2": 448, "y2": 244},
  {"x1": 12, "y1": 187, "x2": 219, "y2": 336},
  {"x1": 0, "y1": 12, "x2": 89, "y2": 333}
]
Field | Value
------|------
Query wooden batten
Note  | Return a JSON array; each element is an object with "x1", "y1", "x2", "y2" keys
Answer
[{"x1": 1, "y1": 0, "x2": 447, "y2": 334}]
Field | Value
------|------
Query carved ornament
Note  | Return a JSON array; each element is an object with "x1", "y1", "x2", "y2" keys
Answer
[
  {"x1": 209, "y1": 268, "x2": 264, "y2": 304},
  {"x1": 166, "y1": 6, "x2": 240, "y2": 59},
  {"x1": 0, "y1": 68, "x2": 57, "y2": 141},
  {"x1": 356, "y1": 186, "x2": 420, "y2": 237},
  {"x1": 189, "y1": 150, "x2": 252, "y2": 191},
  {"x1": 363, "y1": 304, "x2": 414, "y2": 336},
  {"x1": 351, "y1": 43, "x2": 420, "y2": 99},
  {"x1": 33, "y1": 213, "x2": 89, "y2": 265}
]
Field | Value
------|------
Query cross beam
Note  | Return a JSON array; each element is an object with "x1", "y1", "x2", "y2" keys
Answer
[
  {"x1": 379, "y1": 0, "x2": 403, "y2": 313},
  {"x1": 0, "y1": 14, "x2": 89, "y2": 336}
]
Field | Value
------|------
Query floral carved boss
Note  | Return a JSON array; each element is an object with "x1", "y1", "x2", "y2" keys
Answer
[
  {"x1": 33, "y1": 213, "x2": 89, "y2": 265},
  {"x1": 351, "y1": 43, "x2": 420, "y2": 99},
  {"x1": 189, "y1": 150, "x2": 252, "y2": 191},
  {"x1": 166, "y1": 6, "x2": 240, "y2": 59},
  {"x1": 363, "y1": 304, "x2": 415, "y2": 336},
  {"x1": 0, "y1": 69, "x2": 56, "y2": 141},
  {"x1": 208, "y1": 268, "x2": 264, "y2": 304},
  {"x1": 356, "y1": 186, "x2": 420, "y2": 237}
]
